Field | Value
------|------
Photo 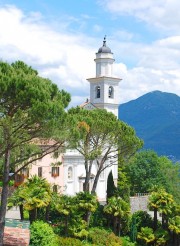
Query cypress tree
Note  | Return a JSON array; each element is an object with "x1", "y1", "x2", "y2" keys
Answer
[{"x1": 107, "y1": 170, "x2": 117, "y2": 202}]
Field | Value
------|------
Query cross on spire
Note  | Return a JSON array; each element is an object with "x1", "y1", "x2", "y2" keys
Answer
[{"x1": 103, "y1": 35, "x2": 107, "y2": 46}]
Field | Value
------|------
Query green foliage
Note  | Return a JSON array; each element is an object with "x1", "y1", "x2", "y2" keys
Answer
[
  {"x1": 30, "y1": 220, "x2": 58, "y2": 246},
  {"x1": 0, "y1": 60, "x2": 70, "y2": 242},
  {"x1": 125, "y1": 150, "x2": 180, "y2": 201},
  {"x1": 0, "y1": 60, "x2": 71, "y2": 165},
  {"x1": 158, "y1": 157, "x2": 180, "y2": 203},
  {"x1": 88, "y1": 227, "x2": 109, "y2": 245},
  {"x1": 117, "y1": 164, "x2": 130, "y2": 202},
  {"x1": 67, "y1": 107, "x2": 143, "y2": 193},
  {"x1": 8, "y1": 175, "x2": 52, "y2": 222},
  {"x1": 52, "y1": 193, "x2": 90, "y2": 238},
  {"x1": 58, "y1": 237, "x2": 83, "y2": 246},
  {"x1": 104, "y1": 196, "x2": 130, "y2": 236},
  {"x1": 88, "y1": 227, "x2": 122, "y2": 246},
  {"x1": 168, "y1": 212, "x2": 180, "y2": 246},
  {"x1": 104, "y1": 197, "x2": 130, "y2": 220},
  {"x1": 76, "y1": 192, "x2": 98, "y2": 213},
  {"x1": 154, "y1": 228, "x2": 169, "y2": 246},
  {"x1": 148, "y1": 187, "x2": 176, "y2": 231},
  {"x1": 137, "y1": 227, "x2": 155, "y2": 245},
  {"x1": 148, "y1": 188, "x2": 175, "y2": 216},
  {"x1": 107, "y1": 232, "x2": 123, "y2": 245},
  {"x1": 9, "y1": 180, "x2": 14, "y2": 186},
  {"x1": 138, "y1": 227, "x2": 170, "y2": 246},
  {"x1": 168, "y1": 215, "x2": 180, "y2": 234},
  {"x1": 90, "y1": 203, "x2": 106, "y2": 228},
  {"x1": 121, "y1": 236, "x2": 136, "y2": 246},
  {"x1": 131, "y1": 211, "x2": 153, "y2": 233},
  {"x1": 107, "y1": 170, "x2": 117, "y2": 201}
]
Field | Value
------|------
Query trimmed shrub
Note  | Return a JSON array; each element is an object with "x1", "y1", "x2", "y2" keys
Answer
[
  {"x1": 88, "y1": 227, "x2": 110, "y2": 245},
  {"x1": 88, "y1": 227, "x2": 122, "y2": 246},
  {"x1": 30, "y1": 220, "x2": 58, "y2": 246},
  {"x1": 106, "y1": 232, "x2": 123, "y2": 245},
  {"x1": 58, "y1": 237, "x2": 83, "y2": 246}
]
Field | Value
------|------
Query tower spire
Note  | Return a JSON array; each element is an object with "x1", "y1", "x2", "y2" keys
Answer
[{"x1": 103, "y1": 35, "x2": 106, "y2": 46}]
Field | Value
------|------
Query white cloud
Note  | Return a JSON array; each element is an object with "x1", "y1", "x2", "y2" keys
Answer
[
  {"x1": 0, "y1": 4, "x2": 179, "y2": 109},
  {"x1": 114, "y1": 62, "x2": 180, "y2": 104},
  {"x1": 100, "y1": 0, "x2": 180, "y2": 33}
]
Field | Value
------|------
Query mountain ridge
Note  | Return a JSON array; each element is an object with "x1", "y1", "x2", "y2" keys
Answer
[{"x1": 118, "y1": 90, "x2": 180, "y2": 160}]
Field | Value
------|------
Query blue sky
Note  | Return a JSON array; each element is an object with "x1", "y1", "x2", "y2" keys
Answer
[{"x1": 0, "y1": 0, "x2": 180, "y2": 107}]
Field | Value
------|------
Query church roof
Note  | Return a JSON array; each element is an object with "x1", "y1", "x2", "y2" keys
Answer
[
  {"x1": 80, "y1": 99, "x2": 97, "y2": 110},
  {"x1": 98, "y1": 36, "x2": 112, "y2": 54}
]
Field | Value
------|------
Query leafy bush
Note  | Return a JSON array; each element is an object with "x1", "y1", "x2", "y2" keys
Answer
[
  {"x1": 58, "y1": 237, "x2": 83, "y2": 246},
  {"x1": 131, "y1": 211, "x2": 153, "y2": 232},
  {"x1": 88, "y1": 227, "x2": 110, "y2": 245},
  {"x1": 154, "y1": 228, "x2": 169, "y2": 246},
  {"x1": 106, "y1": 232, "x2": 123, "y2": 245},
  {"x1": 121, "y1": 236, "x2": 136, "y2": 246},
  {"x1": 88, "y1": 227, "x2": 122, "y2": 246},
  {"x1": 90, "y1": 203, "x2": 107, "y2": 227},
  {"x1": 137, "y1": 227, "x2": 155, "y2": 245},
  {"x1": 9, "y1": 180, "x2": 14, "y2": 186},
  {"x1": 30, "y1": 220, "x2": 58, "y2": 246}
]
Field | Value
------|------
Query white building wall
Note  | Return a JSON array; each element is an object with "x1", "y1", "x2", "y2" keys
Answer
[{"x1": 63, "y1": 40, "x2": 121, "y2": 202}]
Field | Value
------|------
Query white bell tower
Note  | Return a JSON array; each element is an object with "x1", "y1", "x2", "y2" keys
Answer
[{"x1": 87, "y1": 37, "x2": 121, "y2": 118}]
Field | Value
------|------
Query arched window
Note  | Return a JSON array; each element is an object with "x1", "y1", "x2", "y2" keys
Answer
[
  {"x1": 68, "y1": 167, "x2": 73, "y2": 180},
  {"x1": 96, "y1": 86, "x2": 101, "y2": 98},
  {"x1": 108, "y1": 86, "x2": 114, "y2": 98}
]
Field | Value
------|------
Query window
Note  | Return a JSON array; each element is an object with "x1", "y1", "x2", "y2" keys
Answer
[
  {"x1": 108, "y1": 86, "x2": 114, "y2": 98},
  {"x1": 68, "y1": 167, "x2": 73, "y2": 180},
  {"x1": 96, "y1": 86, "x2": 101, "y2": 98},
  {"x1": 38, "y1": 167, "x2": 42, "y2": 177},
  {"x1": 51, "y1": 167, "x2": 59, "y2": 177}
]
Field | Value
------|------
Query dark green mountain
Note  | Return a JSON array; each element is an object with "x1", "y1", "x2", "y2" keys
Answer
[{"x1": 119, "y1": 91, "x2": 180, "y2": 160}]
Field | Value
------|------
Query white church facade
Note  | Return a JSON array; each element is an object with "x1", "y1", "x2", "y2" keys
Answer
[
  {"x1": 63, "y1": 37, "x2": 121, "y2": 201},
  {"x1": 15, "y1": 38, "x2": 121, "y2": 202}
]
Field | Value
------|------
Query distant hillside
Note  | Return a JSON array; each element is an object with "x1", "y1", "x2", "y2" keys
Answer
[{"x1": 119, "y1": 91, "x2": 180, "y2": 160}]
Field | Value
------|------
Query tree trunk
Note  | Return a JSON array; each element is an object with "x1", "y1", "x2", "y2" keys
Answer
[
  {"x1": 113, "y1": 217, "x2": 118, "y2": 235},
  {"x1": 45, "y1": 205, "x2": 50, "y2": 222},
  {"x1": 29, "y1": 208, "x2": 37, "y2": 224},
  {"x1": 0, "y1": 148, "x2": 11, "y2": 246},
  {"x1": 65, "y1": 216, "x2": 68, "y2": 237},
  {"x1": 162, "y1": 213, "x2": 165, "y2": 229},
  {"x1": 84, "y1": 160, "x2": 92, "y2": 192},
  {"x1": 117, "y1": 218, "x2": 121, "y2": 237},
  {"x1": 153, "y1": 208, "x2": 158, "y2": 231},
  {"x1": 84, "y1": 211, "x2": 91, "y2": 227},
  {"x1": 91, "y1": 170, "x2": 101, "y2": 195},
  {"x1": 19, "y1": 204, "x2": 24, "y2": 220}
]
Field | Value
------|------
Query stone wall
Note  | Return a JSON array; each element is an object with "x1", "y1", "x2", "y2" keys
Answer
[{"x1": 130, "y1": 195, "x2": 149, "y2": 214}]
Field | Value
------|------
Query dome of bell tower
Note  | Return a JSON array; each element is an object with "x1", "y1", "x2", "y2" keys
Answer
[{"x1": 98, "y1": 36, "x2": 112, "y2": 54}]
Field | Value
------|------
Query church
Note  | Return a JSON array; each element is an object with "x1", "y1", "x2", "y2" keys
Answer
[
  {"x1": 16, "y1": 37, "x2": 121, "y2": 202},
  {"x1": 63, "y1": 37, "x2": 121, "y2": 201}
]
